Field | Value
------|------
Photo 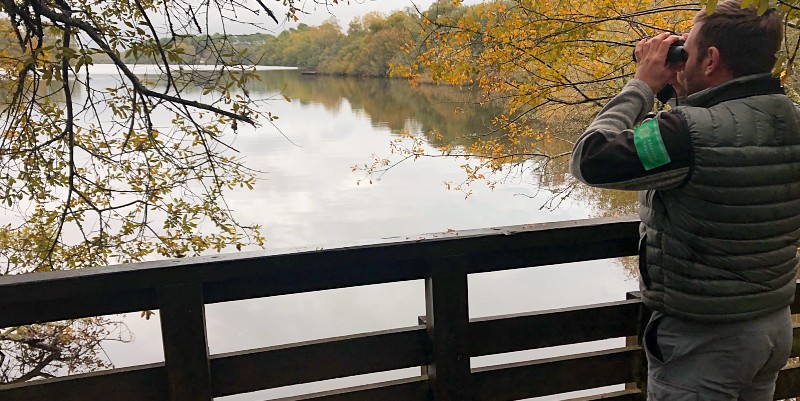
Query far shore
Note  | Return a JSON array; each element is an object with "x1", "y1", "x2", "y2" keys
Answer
[{"x1": 85, "y1": 64, "x2": 299, "y2": 75}]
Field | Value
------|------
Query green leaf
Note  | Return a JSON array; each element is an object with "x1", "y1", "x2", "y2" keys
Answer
[
  {"x1": 772, "y1": 52, "x2": 787, "y2": 78},
  {"x1": 757, "y1": 0, "x2": 769, "y2": 15},
  {"x1": 706, "y1": 0, "x2": 718, "y2": 14}
]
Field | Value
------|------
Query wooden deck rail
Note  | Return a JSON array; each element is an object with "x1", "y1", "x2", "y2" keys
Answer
[{"x1": 0, "y1": 215, "x2": 799, "y2": 400}]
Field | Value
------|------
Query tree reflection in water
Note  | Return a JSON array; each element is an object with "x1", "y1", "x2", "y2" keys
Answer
[
  {"x1": 1, "y1": 69, "x2": 645, "y2": 382},
  {"x1": 262, "y1": 70, "x2": 641, "y2": 277},
  {"x1": 0, "y1": 318, "x2": 131, "y2": 383}
]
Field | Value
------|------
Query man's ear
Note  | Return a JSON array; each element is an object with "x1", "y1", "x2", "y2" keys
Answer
[{"x1": 704, "y1": 46, "x2": 724, "y2": 76}]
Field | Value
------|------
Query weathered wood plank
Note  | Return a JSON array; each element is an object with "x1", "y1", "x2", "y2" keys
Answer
[
  {"x1": 270, "y1": 376, "x2": 430, "y2": 401},
  {"x1": 0, "y1": 363, "x2": 167, "y2": 401},
  {"x1": 790, "y1": 282, "x2": 800, "y2": 314},
  {"x1": 419, "y1": 316, "x2": 429, "y2": 377},
  {"x1": 471, "y1": 347, "x2": 642, "y2": 401},
  {"x1": 774, "y1": 363, "x2": 800, "y2": 399},
  {"x1": 624, "y1": 292, "x2": 649, "y2": 394},
  {"x1": 564, "y1": 389, "x2": 644, "y2": 401},
  {"x1": 0, "y1": 216, "x2": 640, "y2": 328},
  {"x1": 203, "y1": 258, "x2": 430, "y2": 306},
  {"x1": 159, "y1": 283, "x2": 212, "y2": 401},
  {"x1": 468, "y1": 299, "x2": 641, "y2": 357},
  {"x1": 425, "y1": 259, "x2": 471, "y2": 400},
  {"x1": 0, "y1": 288, "x2": 156, "y2": 329},
  {"x1": 208, "y1": 216, "x2": 639, "y2": 303},
  {"x1": 459, "y1": 237, "x2": 638, "y2": 275},
  {"x1": 791, "y1": 324, "x2": 800, "y2": 358},
  {"x1": 0, "y1": 258, "x2": 431, "y2": 329},
  {"x1": 210, "y1": 326, "x2": 429, "y2": 397}
]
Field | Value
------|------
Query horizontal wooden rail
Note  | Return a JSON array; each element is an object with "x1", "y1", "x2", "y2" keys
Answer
[
  {"x1": 210, "y1": 326, "x2": 430, "y2": 397},
  {"x1": 0, "y1": 216, "x2": 640, "y2": 328},
  {"x1": 471, "y1": 346, "x2": 642, "y2": 401},
  {"x1": 566, "y1": 389, "x2": 644, "y2": 401},
  {"x1": 272, "y1": 377, "x2": 431, "y2": 401},
  {"x1": 266, "y1": 346, "x2": 649, "y2": 401},
  {"x1": 468, "y1": 299, "x2": 641, "y2": 357},
  {"x1": 0, "y1": 364, "x2": 167, "y2": 401}
]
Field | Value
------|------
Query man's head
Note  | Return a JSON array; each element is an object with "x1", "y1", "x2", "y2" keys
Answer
[{"x1": 681, "y1": 0, "x2": 782, "y2": 95}]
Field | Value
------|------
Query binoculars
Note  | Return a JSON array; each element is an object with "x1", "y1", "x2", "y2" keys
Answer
[{"x1": 633, "y1": 39, "x2": 688, "y2": 63}]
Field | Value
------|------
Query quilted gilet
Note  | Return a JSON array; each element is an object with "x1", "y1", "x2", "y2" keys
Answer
[{"x1": 639, "y1": 74, "x2": 800, "y2": 322}]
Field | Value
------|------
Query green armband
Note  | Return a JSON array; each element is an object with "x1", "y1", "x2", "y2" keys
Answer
[{"x1": 633, "y1": 118, "x2": 671, "y2": 170}]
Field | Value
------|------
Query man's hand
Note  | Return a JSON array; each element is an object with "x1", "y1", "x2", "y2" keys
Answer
[{"x1": 634, "y1": 33, "x2": 684, "y2": 94}]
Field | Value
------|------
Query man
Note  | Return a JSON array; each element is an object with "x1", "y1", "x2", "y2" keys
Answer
[{"x1": 570, "y1": 1, "x2": 800, "y2": 400}]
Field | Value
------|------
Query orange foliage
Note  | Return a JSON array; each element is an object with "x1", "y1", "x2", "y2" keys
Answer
[{"x1": 376, "y1": 0, "x2": 800, "y2": 197}]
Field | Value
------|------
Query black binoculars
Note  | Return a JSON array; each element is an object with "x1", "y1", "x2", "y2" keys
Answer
[{"x1": 633, "y1": 39, "x2": 688, "y2": 63}]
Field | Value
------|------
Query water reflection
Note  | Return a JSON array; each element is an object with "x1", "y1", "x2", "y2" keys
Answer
[
  {"x1": 5, "y1": 66, "x2": 640, "y2": 399},
  {"x1": 248, "y1": 70, "x2": 507, "y2": 148}
]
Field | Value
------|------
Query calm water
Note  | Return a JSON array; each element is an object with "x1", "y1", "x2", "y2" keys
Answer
[{"x1": 80, "y1": 66, "x2": 638, "y2": 400}]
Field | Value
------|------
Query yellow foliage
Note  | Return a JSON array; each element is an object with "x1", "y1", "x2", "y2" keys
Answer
[{"x1": 381, "y1": 0, "x2": 800, "y2": 197}]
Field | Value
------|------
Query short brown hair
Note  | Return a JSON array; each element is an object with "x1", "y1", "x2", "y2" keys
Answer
[{"x1": 694, "y1": 0, "x2": 783, "y2": 77}]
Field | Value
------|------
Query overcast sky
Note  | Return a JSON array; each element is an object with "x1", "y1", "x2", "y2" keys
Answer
[
  {"x1": 289, "y1": 0, "x2": 434, "y2": 26},
  {"x1": 216, "y1": 0, "x2": 480, "y2": 35}
]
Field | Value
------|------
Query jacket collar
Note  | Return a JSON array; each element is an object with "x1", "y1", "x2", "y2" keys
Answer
[{"x1": 685, "y1": 73, "x2": 784, "y2": 108}]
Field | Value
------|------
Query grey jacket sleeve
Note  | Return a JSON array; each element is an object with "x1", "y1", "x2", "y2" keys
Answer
[{"x1": 570, "y1": 79, "x2": 692, "y2": 191}]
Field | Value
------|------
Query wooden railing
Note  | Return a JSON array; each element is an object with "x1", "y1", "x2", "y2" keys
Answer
[{"x1": 1, "y1": 215, "x2": 799, "y2": 401}]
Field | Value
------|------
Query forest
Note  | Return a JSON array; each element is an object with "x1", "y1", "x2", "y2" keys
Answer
[{"x1": 87, "y1": 7, "x2": 425, "y2": 77}]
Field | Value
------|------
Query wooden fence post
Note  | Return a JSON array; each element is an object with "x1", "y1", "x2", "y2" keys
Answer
[
  {"x1": 626, "y1": 291, "x2": 649, "y2": 398},
  {"x1": 425, "y1": 259, "x2": 471, "y2": 400},
  {"x1": 418, "y1": 315, "x2": 429, "y2": 377},
  {"x1": 159, "y1": 283, "x2": 213, "y2": 401}
]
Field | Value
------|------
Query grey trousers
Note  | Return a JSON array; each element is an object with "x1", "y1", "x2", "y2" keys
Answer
[{"x1": 644, "y1": 307, "x2": 792, "y2": 401}]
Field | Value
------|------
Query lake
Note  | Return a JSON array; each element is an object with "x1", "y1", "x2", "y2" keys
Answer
[{"x1": 71, "y1": 66, "x2": 641, "y2": 399}]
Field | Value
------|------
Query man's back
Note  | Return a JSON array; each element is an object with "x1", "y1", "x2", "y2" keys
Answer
[{"x1": 638, "y1": 73, "x2": 800, "y2": 322}]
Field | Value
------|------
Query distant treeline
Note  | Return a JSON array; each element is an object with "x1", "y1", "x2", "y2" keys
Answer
[{"x1": 90, "y1": 1, "x2": 465, "y2": 77}]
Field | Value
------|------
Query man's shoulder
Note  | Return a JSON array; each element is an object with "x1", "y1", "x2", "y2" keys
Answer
[{"x1": 673, "y1": 93, "x2": 797, "y2": 122}]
